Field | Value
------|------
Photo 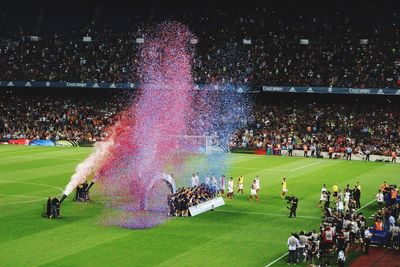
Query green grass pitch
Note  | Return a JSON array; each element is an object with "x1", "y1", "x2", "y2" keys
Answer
[{"x1": 0, "y1": 145, "x2": 399, "y2": 266}]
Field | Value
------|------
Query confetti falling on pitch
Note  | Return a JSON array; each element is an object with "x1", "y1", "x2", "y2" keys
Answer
[{"x1": 92, "y1": 22, "x2": 251, "y2": 229}]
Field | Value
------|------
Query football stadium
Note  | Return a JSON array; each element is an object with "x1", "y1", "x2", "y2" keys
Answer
[{"x1": 1, "y1": 1, "x2": 400, "y2": 266}]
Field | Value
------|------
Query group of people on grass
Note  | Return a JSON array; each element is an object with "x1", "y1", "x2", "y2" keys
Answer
[
  {"x1": 374, "y1": 183, "x2": 400, "y2": 242},
  {"x1": 169, "y1": 173, "x2": 262, "y2": 216},
  {"x1": 286, "y1": 181, "x2": 399, "y2": 266},
  {"x1": 317, "y1": 182, "x2": 362, "y2": 213},
  {"x1": 168, "y1": 184, "x2": 214, "y2": 217}
]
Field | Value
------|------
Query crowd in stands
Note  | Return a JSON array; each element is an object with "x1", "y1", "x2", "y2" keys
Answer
[
  {"x1": 1, "y1": 90, "x2": 400, "y2": 155},
  {"x1": 286, "y1": 182, "x2": 399, "y2": 266},
  {"x1": 231, "y1": 102, "x2": 400, "y2": 156},
  {"x1": 0, "y1": 91, "x2": 127, "y2": 142},
  {"x1": 0, "y1": 6, "x2": 399, "y2": 88}
]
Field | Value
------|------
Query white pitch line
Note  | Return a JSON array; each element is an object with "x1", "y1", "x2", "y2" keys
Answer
[
  {"x1": 0, "y1": 198, "x2": 49, "y2": 206},
  {"x1": 289, "y1": 160, "x2": 325, "y2": 171},
  {"x1": 357, "y1": 198, "x2": 376, "y2": 211},
  {"x1": 215, "y1": 209, "x2": 320, "y2": 219},
  {"x1": 265, "y1": 252, "x2": 289, "y2": 267},
  {"x1": 0, "y1": 180, "x2": 64, "y2": 191},
  {"x1": 0, "y1": 181, "x2": 63, "y2": 206},
  {"x1": 0, "y1": 193, "x2": 44, "y2": 199}
]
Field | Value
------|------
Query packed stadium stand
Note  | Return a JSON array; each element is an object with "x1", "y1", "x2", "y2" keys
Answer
[
  {"x1": 0, "y1": 1, "x2": 399, "y2": 87},
  {"x1": 0, "y1": 1, "x2": 399, "y2": 156}
]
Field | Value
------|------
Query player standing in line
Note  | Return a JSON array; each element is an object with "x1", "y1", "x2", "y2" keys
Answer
[
  {"x1": 227, "y1": 177, "x2": 234, "y2": 199},
  {"x1": 191, "y1": 173, "x2": 197, "y2": 187},
  {"x1": 318, "y1": 184, "x2": 327, "y2": 207},
  {"x1": 237, "y1": 175, "x2": 244, "y2": 195},
  {"x1": 195, "y1": 172, "x2": 200, "y2": 187},
  {"x1": 255, "y1": 176, "x2": 260, "y2": 195},
  {"x1": 281, "y1": 177, "x2": 287, "y2": 198},
  {"x1": 332, "y1": 183, "x2": 339, "y2": 203},
  {"x1": 211, "y1": 175, "x2": 218, "y2": 197},
  {"x1": 249, "y1": 179, "x2": 259, "y2": 202},
  {"x1": 205, "y1": 174, "x2": 210, "y2": 188},
  {"x1": 219, "y1": 175, "x2": 226, "y2": 196},
  {"x1": 344, "y1": 188, "x2": 351, "y2": 212}
]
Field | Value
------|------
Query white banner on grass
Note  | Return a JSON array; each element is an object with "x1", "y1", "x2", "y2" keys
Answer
[{"x1": 189, "y1": 197, "x2": 225, "y2": 217}]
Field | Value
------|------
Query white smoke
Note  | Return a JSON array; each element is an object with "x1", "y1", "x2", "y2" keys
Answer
[{"x1": 63, "y1": 141, "x2": 112, "y2": 196}]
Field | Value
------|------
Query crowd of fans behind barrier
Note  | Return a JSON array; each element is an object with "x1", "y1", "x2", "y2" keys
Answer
[
  {"x1": 0, "y1": 91, "x2": 127, "y2": 142},
  {"x1": 231, "y1": 102, "x2": 400, "y2": 156},
  {"x1": 1, "y1": 92, "x2": 400, "y2": 158}
]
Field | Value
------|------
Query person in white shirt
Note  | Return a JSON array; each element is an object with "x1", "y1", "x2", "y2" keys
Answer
[
  {"x1": 336, "y1": 200, "x2": 344, "y2": 214},
  {"x1": 191, "y1": 173, "x2": 196, "y2": 187},
  {"x1": 287, "y1": 233, "x2": 299, "y2": 264},
  {"x1": 319, "y1": 192, "x2": 327, "y2": 207},
  {"x1": 249, "y1": 180, "x2": 259, "y2": 202},
  {"x1": 297, "y1": 231, "x2": 307, "y2": 262},
  {"x1": 205, "y1": 175, "x2": 210, "y2": 187},
  {"x1": 255, "y1": 176, "x2": 260, "y2": 194},
  {"x1": 376, "y1": 190, "x2": 384, "y2": 208},
  {"x1": 363, "y1": 228, "x2": 373, "y2": 255},
  {"x1": 338, "y1": 250, "x2": 346, "y2": 267},
  {"x1": 194, "y1": 172, "x2": 200, "y2": 187},
  {"x1": 344, "y1": 189, "x2": 351, "y2": 211},
  {"x1": 227, "y1": 177, "x2": 234, "y2": 199},
  {"x1": 318, "y1": 184, "x2": 327, "y2": 207},
  {"x1": 321, "y1": 184, "x2": 327, "y2": 194}
]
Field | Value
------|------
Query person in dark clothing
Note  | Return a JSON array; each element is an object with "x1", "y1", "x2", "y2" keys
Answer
[
  {"x1": 46, "y1": 197, "x2": 52, "y2": 217},
  {"x1": 365, "y1": 149, "x2": 371, "y2": 161},
  {"x1": 324, "y1": 191, "x2": 331, "y2": 209},
  {"x1": 56, "y1": 197, "x2": 61, "y2": 217},
  {"x1": 289, "y1": 196, "x2": 298, "y2": 218},
  {"x1": 353, "y1": 186, "x2": 361, "y2": 209},
  {"x1": 50, "y1": 196, "x2": 60, "y2": 218},
  {"x1": 287, "y1": 144, "x2": 293, "y2": 156}
]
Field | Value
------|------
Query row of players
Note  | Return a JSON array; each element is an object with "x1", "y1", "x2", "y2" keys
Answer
[
  {"x1": 191, "y1": 174, "x2": 399, "y2": 214},
  {"x1": 191, "y1": 173, "x2": 261, "y2": 201}
]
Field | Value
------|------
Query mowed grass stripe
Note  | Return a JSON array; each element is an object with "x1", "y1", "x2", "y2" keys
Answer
[
  {"x1": 0, "y1": 162, "x2": 80, "y2": 181},
  {"x1": 0, "y1": 146, "x2": 92, "y2": 155},
  {"x1": 0, "y1": 220, "x2": 130, "y2": 266}
]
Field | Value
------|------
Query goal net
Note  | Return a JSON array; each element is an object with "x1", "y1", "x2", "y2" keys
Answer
[{"x1": 175, "y1": 135, "x2": 228, "y2": 155}]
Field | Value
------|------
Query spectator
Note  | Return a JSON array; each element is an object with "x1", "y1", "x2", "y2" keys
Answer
[{"x1": 287, "y1": 233, "x2": 299, "y2": 265}]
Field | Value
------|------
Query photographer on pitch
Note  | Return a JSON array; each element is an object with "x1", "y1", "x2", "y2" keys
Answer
[{"x1": 286, "y1": 195, "x2": 298, "y2": 218}]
